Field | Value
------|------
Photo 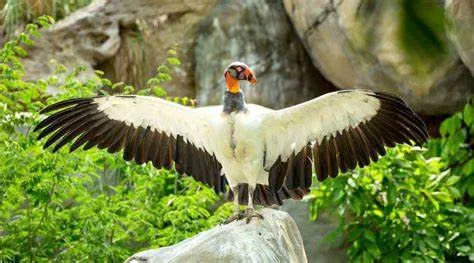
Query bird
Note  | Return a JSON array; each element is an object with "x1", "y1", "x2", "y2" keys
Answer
[{"x1": 35, "y1": 61, "x2": 428, "y2": 223}]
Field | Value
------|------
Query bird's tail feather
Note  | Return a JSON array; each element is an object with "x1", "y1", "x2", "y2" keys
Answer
[{"x1": 227, "y1": 184, "x2": 309, "y2": 207}]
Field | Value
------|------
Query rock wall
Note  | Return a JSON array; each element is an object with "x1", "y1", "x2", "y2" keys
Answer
[
  {"x1": 445, "y1": 0, "x2": 474, "y2": 75},
  {"x1": 18, "y1": 0, "x2": 474, "y2": 113},
  {"x1": 20, "y1": 0, "x2": 335, "y2": 109},
  {"x1": 22, "y1": 0, "x2": 220, "y2": 97},
  {"x1": 194, "y1": 0, "x2": 334, "y2": 109},
  {"x1": 283, "y1": 0, "x2": 474, "y2": 114}
]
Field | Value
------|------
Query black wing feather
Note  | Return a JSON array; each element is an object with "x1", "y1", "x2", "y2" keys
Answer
[{"x1": 36, "y1": 97, "x2": 226, "y2": 194}]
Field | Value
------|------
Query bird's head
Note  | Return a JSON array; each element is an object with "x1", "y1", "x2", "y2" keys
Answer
[{"x1": 224, "y1": 61, "x2": 257, "y2": 93}]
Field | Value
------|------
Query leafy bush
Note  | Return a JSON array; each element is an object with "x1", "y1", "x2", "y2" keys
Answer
[
  {"x1": 426, "y1": 100, "x2": 474, "y2": 202},
  {"x1": 0, "y1": 17, "x2": 231, "y2": 262},
  {"x1": 309, "y1": 102, "x2": 474, "y2": 262},
  {"x1": 1, "y1": 0, "x2": 92, "y2": 37}
]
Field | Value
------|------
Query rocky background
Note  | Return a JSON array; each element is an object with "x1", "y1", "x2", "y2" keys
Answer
[{"x1": 9, "y1": 0, "x2": 473, "y2": 114}]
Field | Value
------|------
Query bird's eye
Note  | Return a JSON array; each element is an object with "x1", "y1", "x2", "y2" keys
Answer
[
  {"x1": 247, "y1": 73, "x2": 253, "y2": 81},
  {"x1": 228, "y1": 68, "x2": 237, "y2": 77}
]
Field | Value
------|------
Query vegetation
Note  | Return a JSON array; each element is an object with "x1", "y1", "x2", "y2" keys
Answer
[
  {"x1": 426, "y1": 101, "x2": 474, "y2": 202},
  {"x1": 309, "y1": 101, "x2": 474, "y2": 262},
  {"x1": 1, "y1": 0, "x2": 92, "y2": 37},
  {"x1": 0, "y1": 17, "x2": 231, "y2": 262}
]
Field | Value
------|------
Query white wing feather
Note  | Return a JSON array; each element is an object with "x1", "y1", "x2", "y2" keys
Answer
[
  {"x1": 95, "y1": 96, "x2": 217, "y2": 152},
  {"x1": 260, "y1": 90, "x2": 381, "y2": 169}
]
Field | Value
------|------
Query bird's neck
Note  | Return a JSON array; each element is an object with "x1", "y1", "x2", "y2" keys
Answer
[
  {"x1": 223, "y1": 90, "x2": 246, "y2": 114},
  {"x1": 225, "y1": 73, "x2": 240, "y2": 93}
]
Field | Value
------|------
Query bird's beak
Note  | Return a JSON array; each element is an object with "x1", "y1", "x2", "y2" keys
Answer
[
  {"x1": 246, "y1": 68, "x2": 257, "y2": 86},
  {"x1": 250, "y1": 76, "x2": 257, "y2": 85}
]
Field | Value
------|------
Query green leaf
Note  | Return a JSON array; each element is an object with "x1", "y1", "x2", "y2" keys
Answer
[
  {"x1": 456, "y1": 245, "x2": 471, "y2": 253},
  {"x1": 348, "y1": 228, "x2": 363, "y2": 242},
  {"x1": 364, "y1": 230, "x2": 376, "y2": 243},
  {"x1": 425, "y1": 237, "x2": 440, "y2": 250},
  {"x1": 461, "y1": 159, "x2": 474, "y2": 176},
  {"x1": 431, "y1": 191, "x2": 452, "y2": 203},
  {"x1": 167, "y1": 57, "x2": 181, "y2": 66},
  {"x1": 463, "y1": 103, "x2": 474, "y2": 126},
  {"x1": 366, "y1": 242, "x2": 381, "y2": 259},
  {"x1": 362, "y1": 250, "x2": 373, "y2": 263},
  {"x1": 445, "y1": 175, "x2": 461, "y2": 186},
  {"x1": 350, "y1": 196, "x2": 362, "y2": 215},
  {"x1": 111, "y1": 82, "x2": 124, "y2": 89},
  {"x1": 440, "y1": 113, "x2": 462, "y2": 136},
  {"x1": 95, "y1": 70, "x2": 104, "y2": 76},
  {"x1": 372, "y1": 210, "x2": 383, "y2": 218}
]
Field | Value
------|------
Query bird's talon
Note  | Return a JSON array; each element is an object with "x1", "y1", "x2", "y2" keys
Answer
[
  {"x1": 245, "y1": 209, "x2": 264, "y2": 224},
  {"x1": 223, "y1": 210, "x2": 246, "y2": 224}
]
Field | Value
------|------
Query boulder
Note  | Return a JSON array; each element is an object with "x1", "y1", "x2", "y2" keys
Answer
[
  {"x1": 445, "y1": 0, "x2": 474, "y2": 75},
  {"x1": 21, "y1": 0, "x2": 220, "y2": 97},
  {"x1": 126, "y1": 208, "x2": 307, "y2": 263},
  {"x1": 17, "y1": 0, "x2": 472, "y2": 113},
  {"x1": 280, "y1": 200, "x2": 346, "y2": 263},
  {"x1": 21, "y1": 0, "x2": 335, "y2": 108},
  {"x1": 283, "y1": 0, "x2": 474, "y2": 114}
]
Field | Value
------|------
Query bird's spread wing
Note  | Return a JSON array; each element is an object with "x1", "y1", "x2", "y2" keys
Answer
[
  {"x1": 261, "y1": 89, "x2": 428, "y2": 191},
  {"x1": 35, "y1": 95, "x2": 227, "y2": 193}
]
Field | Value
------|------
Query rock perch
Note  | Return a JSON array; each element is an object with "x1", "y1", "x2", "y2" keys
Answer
[{"x1": 126, "y1": 208, "x2": 307, "y2": 263}]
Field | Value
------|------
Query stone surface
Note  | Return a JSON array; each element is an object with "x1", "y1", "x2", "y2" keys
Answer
[
  {"x1": 194, "y1": 0, "x2": 335, "y2": 109},
  {"x1": 22, "y1": 0, "x2": 220, "y2": 97},
  {"x1": 18, "y1": 0, "x2": 472, "y2": 113},
  {"x1": 126, "y1": 208, "x2": 307, "y2": 263},
  {"x1": 283, "y1": 0, "x2": 474, "y2": 114},
  {"x1": 20, "y1": 0, "x2": 335, "y2": 108},
  {"x1": 280, "y1": 199, "x2": 347, "y2": 263},
  {"x1": 445, "y1": 0, "x2": 474, "y2": 75}
]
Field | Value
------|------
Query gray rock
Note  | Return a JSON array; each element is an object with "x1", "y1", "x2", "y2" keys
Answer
[
  {"x1": 280, "y1": 200, "x2": 347, "y2": 263},
  {"x1": 445, "y1": 0, "x2": 474, "y2": 75},
  {"x1": 126, "y1": 208, "x2": 307, "y2": 263},
  {"x1": 283, "y1": 0, "x2": 474, "y2": 114},
  {"x1": 21, "y1": 0, "x2": 220, "y2": 97},
  {"x1": 194, "y1": 0, "x2": 335, "y2": 109},
  {"x1": 21, "y1": 0, "x2": 335, "y2": 108}
]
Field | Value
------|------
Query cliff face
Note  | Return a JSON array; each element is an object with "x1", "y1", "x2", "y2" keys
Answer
[
  {"x1": 283, "y1": 0, "x2": 474, "y2": 114},
  {"x1": 19, "y1": 0, "x2": 473, "y2": 113},
  {"x1": 194, "y1": 0, "x2": 334, "y2": 109}
]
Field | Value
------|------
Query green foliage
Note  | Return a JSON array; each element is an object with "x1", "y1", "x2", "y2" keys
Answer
[
  {"x1": 0, "y1": 135, "x2": 227, "y2": 261},
  {"x1": 426, "y1": 100, "x2": 474, "y2": 201},
  {"x1": 310, "y1": 101, "x2": 474, "y2": 262},
  {"x1": 1, "y1": 0, "x2": 92, "y2": 37},
  {"x1": 0, "y1": 17, "x2": 230, "y2": 262}
]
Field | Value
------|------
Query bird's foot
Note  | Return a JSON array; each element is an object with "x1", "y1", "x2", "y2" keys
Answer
[
  {"x1": 245, "y1": 208, "x2": 264, "y2": 224},
  {"x1": 223, "y1": 210, "x2": 246, "y2": 224}
]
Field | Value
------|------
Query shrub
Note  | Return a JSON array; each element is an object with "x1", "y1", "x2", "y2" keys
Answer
[
  {"x1": 309, "y1": 101, "x2": 474, "y2": 262},
  {"x1": 1, "y1": 0, "x2": 92, "y2": 37},
  {"x1": 0, "y1": 17, "x2": 231, "y2": 262},
  {"x1": 426, "y1": 100, "x2": 474, "y2": 203}
]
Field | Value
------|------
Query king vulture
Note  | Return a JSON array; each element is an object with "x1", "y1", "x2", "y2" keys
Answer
[{"x1": 36, "y1": 61, "x2": 428, "y2": 223}]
